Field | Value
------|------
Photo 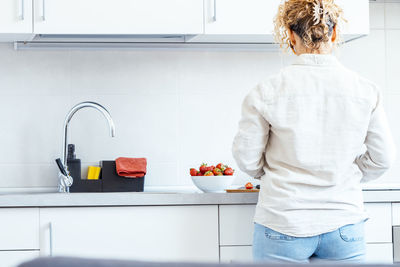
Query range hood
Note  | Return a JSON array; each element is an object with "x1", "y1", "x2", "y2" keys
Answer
[{"x1": 13, "y1": 33, "x2": 364, "y2": 51}]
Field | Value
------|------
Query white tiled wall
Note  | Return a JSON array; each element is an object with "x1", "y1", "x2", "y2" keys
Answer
[{"x1": 0, "y1": 1, "x2": 398, "y2": 191}]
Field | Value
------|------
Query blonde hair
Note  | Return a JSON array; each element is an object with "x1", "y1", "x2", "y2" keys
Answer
[{"x1": 274, "y1": 0, "x2": 344, "y2": 52}]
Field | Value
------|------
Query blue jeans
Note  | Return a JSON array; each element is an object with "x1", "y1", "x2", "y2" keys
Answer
[{"x1": 253, "y1": 221, "x2": 366, "y2": 263}]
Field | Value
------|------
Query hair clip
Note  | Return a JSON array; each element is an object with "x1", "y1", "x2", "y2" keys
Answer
[{"x1": 313, "y1": 1, "x2": 324, "y2": 25}]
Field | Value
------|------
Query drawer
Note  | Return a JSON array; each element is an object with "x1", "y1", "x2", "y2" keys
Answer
[
  {"x1": 364, "y1": 203, "x2": 392, "y2": 243},
  {"x1": 220, "y1": 246, "x2": 252, "y2": 263},
  {"x1": 0, "y1": 208, "x2": 39, "y2": 250},
  {"x1": 219, "y1": 203, "x2": 392, "y2": 246},
  {"x1": 0, "y1": 251, "x2": 39, "y2": 267},
  {"x1": 219, "y1": 205, "x2": 256, "y2": 246},
  {"x1": 365, "y1": 243, "x2": 393, "y2": 264}
]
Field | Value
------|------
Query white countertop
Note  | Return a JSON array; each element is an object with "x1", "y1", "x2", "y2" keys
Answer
[{"x1": 0, "y1": 189, "x2": 398, "y2": 207}]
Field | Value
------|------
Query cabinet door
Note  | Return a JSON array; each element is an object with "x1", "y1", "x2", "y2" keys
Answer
[
  {"x1": 365, "y1": 243, "x2": 393, "y2": 264},
  {"x1": 200, "y1": 0, "x2": 368, "y2": 43},
  {"x1": 0, "y1": 0, "x2": 34, "y2": 41},
  {"x1": 0, "y1": 251, "x2": 39, "y2": 267},
  {"x1": 0, "y1": 0, "x2": 32, "y2": 33},
  {"x1": 220, "y1": 246, "x2": 252, "y2": 263},
  {"x1": 40, "y1": 206, "x2": 219, "y2": 262},
  {"x1": 0, "y1": 208, "x2": 39, "y2": 250},
  {"x1": 204, "y1": 0, "x2": 280, "y2": 35},
  {"x1": 364, "y1": 203, "x2": 392, "y2": 243},
  {"x1": 219, "y1": 205, "x2": 256, "y2": 246},
  {"x1": 33, "y1": 0, "x2": 203, "y2": 34},
  {"x1": 335, "y1": 0, "x2": 369, "y2": 35}
]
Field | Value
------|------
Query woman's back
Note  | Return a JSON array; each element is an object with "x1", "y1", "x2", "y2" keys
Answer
[{"x1": 235, "y1": 53, "x2": 392, "y2": 236}]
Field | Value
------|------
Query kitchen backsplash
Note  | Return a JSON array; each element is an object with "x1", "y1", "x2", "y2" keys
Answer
[{"x1": 0, "y1": 1, "x2": 398, "y2": 191}]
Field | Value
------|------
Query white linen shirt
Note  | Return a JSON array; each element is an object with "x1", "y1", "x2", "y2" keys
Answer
[{"x1": 232, "y1": 54, "x2": 396, "y2": 237}]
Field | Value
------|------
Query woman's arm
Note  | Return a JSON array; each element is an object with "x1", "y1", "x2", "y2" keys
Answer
[
  {"x1": 356, "y1": 91, "x2": 396, "y2": 182},
  {"x1": 232, "y1": 84, "x2": 270, "y2": 179}
]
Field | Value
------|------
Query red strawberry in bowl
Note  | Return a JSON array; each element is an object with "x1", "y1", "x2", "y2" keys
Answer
[
  {"x1": 223, "y1": 167, "x2": 234, "y2": 176},
  {"x1": 190, "y1": 168, "x2": 198, "y2": 176}
]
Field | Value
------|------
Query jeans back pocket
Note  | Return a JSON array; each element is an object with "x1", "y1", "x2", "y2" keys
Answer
[
  {"x1": 264, "y1": 227, "x2": 297, "y2": 241},
  {"x1": 339, "y1": 221, "x2": 365, "y2": 242}
]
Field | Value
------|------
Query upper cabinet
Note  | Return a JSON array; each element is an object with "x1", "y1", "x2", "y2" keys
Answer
[
  {"x1": 33, "y1": 0, "x2": 204, "y2": 34},
  {"x1": 191, "y1": 0, "x2": 369, "y2": 43},
  {"x1": 336, "y1": 0, "x2": 369, "y2": 35},
  {"x1": 0, "y1": 0, "x2": 370, "y2": 45},
  {"x1": 203, "y1": 0, "x2": 280, "y2": 35},
  {"x1": 0, "y1": 0, "x2": 34, "y2": 41}
]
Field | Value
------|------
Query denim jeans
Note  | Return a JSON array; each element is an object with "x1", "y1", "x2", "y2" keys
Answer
[{"x1": 253, "y1": 221, "x2": 366, "y2": 263}]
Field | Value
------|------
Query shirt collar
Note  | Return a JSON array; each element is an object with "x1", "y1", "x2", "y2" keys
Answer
[{"x1": 293, "y1": 53, "x2": 339, "y2": 66}]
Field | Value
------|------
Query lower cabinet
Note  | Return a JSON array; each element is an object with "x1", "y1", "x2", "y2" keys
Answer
[
  {"x1": 0, "y1": 208, "x2": 39, "y2": 267},
  {"x1": 0, "y1": 251, "x2": 40, "y2": 267},
  {"x1": 220, "y1": 246, "x2": 252, "y2": 263},
  {"x1": 39, "y1": 205, "x2": 219, "y2": 262},
  {"x1": 365, "y1": 243, "x2": 393, "y2": 264}
]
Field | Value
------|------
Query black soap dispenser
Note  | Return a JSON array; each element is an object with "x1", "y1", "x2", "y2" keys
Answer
[{"x1": 67, "y1": 144, "x2": 81, "y2": 181}]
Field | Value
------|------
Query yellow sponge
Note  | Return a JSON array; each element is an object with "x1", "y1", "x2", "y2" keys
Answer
[{"x1": 87, "y1": 166, "x2": 101, "y2": 180}]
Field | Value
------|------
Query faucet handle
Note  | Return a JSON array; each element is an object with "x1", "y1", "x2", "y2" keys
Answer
[{"x1": 55, "y1": 158, "x2": 68, "y2": 176}]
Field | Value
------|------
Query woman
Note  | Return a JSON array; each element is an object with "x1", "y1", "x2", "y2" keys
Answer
[{"x1": 232, "y1": 0, "x2": 396, "y2": 263}]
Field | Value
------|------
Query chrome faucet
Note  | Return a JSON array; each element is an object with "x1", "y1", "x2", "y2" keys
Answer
[{"x1": 57, "y1": 101, "x2": 116, "y2": 193}]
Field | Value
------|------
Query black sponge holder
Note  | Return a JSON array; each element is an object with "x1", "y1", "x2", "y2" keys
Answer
[{"x1": 69, "y1": 160, "x2": 145, "y2": 193}]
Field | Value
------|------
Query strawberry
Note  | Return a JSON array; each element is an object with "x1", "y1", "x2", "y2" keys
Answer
[
  {"x1": 199, "y1": 163, "x2": 208, "y2": 174},
  {"x1": 216, "y1": 163, "x2": 224, "y2": 169},
  {"x1": 204, "y1": 171, "x2": 214, "y2": 176},
  {"x1": 190, "y1": 168, "x2": 198, "y2": 176},
  {"x1": 197, "y1": 172, "x2": 203, "y2": 176},
  {"x1": 207, "y1": 165, "x2": 215, "y2": 172},
  {"x1": 213, "y1": 168, "x2": 222, "y2": 176},
  {"x1": 245, "y1": 182, "x2": 253, "y2": 190},
  {"x1": 224, "y1": 167, "x2": 234, "y2": 176}
]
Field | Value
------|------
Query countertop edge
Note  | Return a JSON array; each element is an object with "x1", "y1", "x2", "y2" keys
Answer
[{"x1": 0, "y1": 190, "x2": 399, "y2": 207}]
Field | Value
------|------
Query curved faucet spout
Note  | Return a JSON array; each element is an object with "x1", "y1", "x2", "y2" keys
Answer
[{"x1": 59, "y1": 101, "x2": 116, "y2": 193}]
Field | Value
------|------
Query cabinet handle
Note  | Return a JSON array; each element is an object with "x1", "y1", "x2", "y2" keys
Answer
[
  {"x1": 41, "y1": 0, "x2": 46, "y2": 21},
  {"x1": 49, "y1": 222, "x2": 53, "y2": 256},
  {"x1": 212, "y1": 0, "x2": 217, "y2": 22},
  {"x1": 18, "y1": 0, "x2": 24, "y2": 20}
]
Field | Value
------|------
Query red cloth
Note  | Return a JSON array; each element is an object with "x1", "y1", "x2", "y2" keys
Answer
[{"x1": 115, "y1": 157, "x2": 147, "y2": 178}]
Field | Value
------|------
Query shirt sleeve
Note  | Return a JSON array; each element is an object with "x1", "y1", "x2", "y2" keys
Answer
[
  {"x1": 356, "y1": 90, "x2": 396, "y2": 183},
  {"x1": 232, "y1": 84, "x2": 270, "y2": 179}
]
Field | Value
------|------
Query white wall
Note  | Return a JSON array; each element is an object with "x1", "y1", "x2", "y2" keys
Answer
[{"x1": 0, "y1": 1, "x2": 398, "y2": 191}]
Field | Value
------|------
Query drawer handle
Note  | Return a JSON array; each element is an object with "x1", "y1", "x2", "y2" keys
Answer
[
  {"x1": 212, "y1": 0, "x2": 217, "y2": 22},
  {"x1": 41, "y1": 0, "x2": 46, "y2": 21},
  {"x1": 49, "y1": 222, "x2": 53, "y2": 256},
  {"x1": 18, "y1": 0, "x2": 24, "y2": 20}
]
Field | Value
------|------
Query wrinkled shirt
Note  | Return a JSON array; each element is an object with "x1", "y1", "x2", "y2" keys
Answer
[{"x1": 232, "y1": 54, "x2": 396, "y2": 237}]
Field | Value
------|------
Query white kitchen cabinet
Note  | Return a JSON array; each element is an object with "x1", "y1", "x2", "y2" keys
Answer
[
  {"x1": 0, "y1": 0, "x2": 34, "y2": 41},
  {"x1": 364, "y1": 203, "x2": 392, "y2": 243},
  {"x1": 0, "y1": 208, "x2": 39, "y2": 250},
  {"x1": 203, "y1": 0, "x2": 279, "y2": 35},
  {"x1": 220, "y1": 246, "x2": 252, "y2": 263},
  {"x1": 365, "y1": 243, "x2": 393, "y2": 264},
  {"x1": 39, "y1": 206, "x2": 219, "y2": 262},
  {"x1": 33, "y1": 0, "x2": 204, "y2": 35},
  {"x1": 219, "y1": 205, "x2": 256, "y2": 246},
  {"x1": 192, "y1": 0, "x2": 369, "y2": 43},
  {"x1": 0, "y1": 251, "x2": 39, "y2": 267},
  {"x1": 335, "y1": 0, "x2": 370, "y2": 35}
]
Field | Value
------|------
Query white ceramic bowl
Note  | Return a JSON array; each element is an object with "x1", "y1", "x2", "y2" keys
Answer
[{"x1": 191, "y1": 175, "x2": 234, "y2": 193}]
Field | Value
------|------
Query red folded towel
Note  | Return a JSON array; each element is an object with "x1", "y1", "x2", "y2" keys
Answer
[{"x1": 115, "y1": 157, "x2": 147, "y2": 178}]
